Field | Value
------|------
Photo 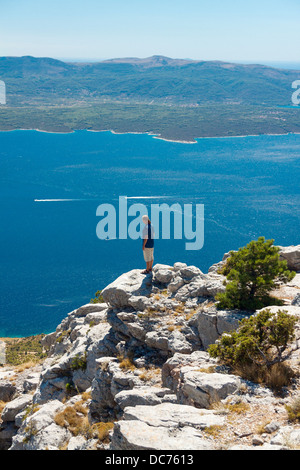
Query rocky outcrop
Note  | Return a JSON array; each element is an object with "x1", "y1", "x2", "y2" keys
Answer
[
  {"x1": 1, "y1": 251, "x2": 300, "y2": 451},
  {"x1": 195, "y1": 306, "x2": 250, "y2": 350},
  {"x1": 110, "y1": 403, "x2": 225, "y2": 450},
  {"x1": 292, "y1": 293, "x2": 300, "y2": 306},
  {"x1": 102, "y1": 270, "x2": 153, "y2": 308},
  {"x1": 279, "y1": 245, "x2": 300, "y2": 272}
]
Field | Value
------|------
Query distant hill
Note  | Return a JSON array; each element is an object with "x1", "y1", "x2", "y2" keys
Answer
[
  {"x1": 101, "y1": 55, "x2": 199, "y2": 67},
  {"x1": 0, "y1": 55, "x2": 299, "y2": 106}
]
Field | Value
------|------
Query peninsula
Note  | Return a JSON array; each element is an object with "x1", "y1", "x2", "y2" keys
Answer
[{"x1": 0, "y1": 56, "x2": 299, "y2": 141}]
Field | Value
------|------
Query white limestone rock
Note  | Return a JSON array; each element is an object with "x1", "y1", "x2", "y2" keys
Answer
[
  {"x1": 0, "y1": 380, "x2": 17, "y2": 402},
  {"x1": 178, "y1": 370, "x2": 241, "y2": 408},
  {"x1": 10, "y1": 399, "x2": 69, "y2": 450},
  {"x1": 1, "y1": 394, "x2": 33, "y2": 422},
  {"x1": 102, "y1": 269, "x2": 152, "y2": 307},
  {"x1": 279, "y1": 245, "x2": 300, "y2": 272},
  {"x1": 270, "y1": 426, "x2": 300, "y2": 447},
  {"x1": 111, "y1": 420, "x2": 215, "y2": 450},
  {"x1": 195, "y1": 307, "x2": 249, "y2": 349},
  {"x1": 123, "y1": 402, "x2": 225, "y2": 429},
  {"x1": 114, "y1": 387, "x2": 173, "y2": 409},
  {"x1": 152, "y1": 264, "x2": 174, "y2": 284}
]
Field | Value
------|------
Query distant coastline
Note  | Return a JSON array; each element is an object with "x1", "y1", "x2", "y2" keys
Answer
[
  {"x1": 1, "y1": 127, "x2": 300, "y2": 144},
  {"x1": 0, "y1": 100, "x2": 299, "y2": 143}
]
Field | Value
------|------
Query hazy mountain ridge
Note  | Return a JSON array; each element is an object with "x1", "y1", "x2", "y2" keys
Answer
[{"x1": 0, "y1": 55, "x2": 299, "y2": 106}]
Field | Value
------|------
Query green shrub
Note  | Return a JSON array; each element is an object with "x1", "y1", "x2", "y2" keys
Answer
[
  {"x1": 216, "y1": 237, "x2": 295, "y2": 311},
  {"x1": 90, "y1": 290, "x2": 104, "y2": 304},
  {"x1": 5, "y1": 335, "x2": 46, "y2": 366},
  {"x1": 70, "y1": 352, "x2": 87, "y2": 371},
  {"x1": 208, "y1": 308, "x2": 297, "y2": 369}
]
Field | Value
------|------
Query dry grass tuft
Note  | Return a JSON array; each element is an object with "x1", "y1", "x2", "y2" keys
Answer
[
  {"x1": 233, "y1": 361, "x2": 294, "y2": 392},
  {"x1": 54, "y1": 404, "x2": 89, "y2": 437},
  {"x1": 117, "y1": 356, "x2": 136, "y2": 371},
  {"x1": 286, "y1": 396, "x2": 300, "y2": 423},
  {"x1": 91, "y1": 422, "x2": 114, "y2": 443}
]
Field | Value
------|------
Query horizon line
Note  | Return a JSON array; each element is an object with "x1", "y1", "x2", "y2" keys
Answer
[{"x1": 1, "y1": 54, "x2": 300, "y2": 66}]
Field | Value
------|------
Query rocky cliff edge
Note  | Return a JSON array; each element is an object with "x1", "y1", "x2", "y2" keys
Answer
[{"x1": 1, "y1": 245, "x2": 300, "y2": 450}]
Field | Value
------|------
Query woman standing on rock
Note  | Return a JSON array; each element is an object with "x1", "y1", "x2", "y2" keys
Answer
[{"x1": 142, "y1": 215, "x2": 155, "y2": 274}]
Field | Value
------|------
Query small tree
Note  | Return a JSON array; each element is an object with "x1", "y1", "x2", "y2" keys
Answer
[
  {"x1": 90, "y1": 290, "x2": 104, "y2": 304},
  {"x1": 216, "y1": 237, "x2": 295, "y2": 311},
  {"x1": 208, "y1": 308, "x2": 297, "y2": 368}
]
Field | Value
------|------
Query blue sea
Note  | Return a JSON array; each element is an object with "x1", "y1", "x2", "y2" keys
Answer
[{"x1": 0, "y1": 130, "x2": 299, "y2": 337}]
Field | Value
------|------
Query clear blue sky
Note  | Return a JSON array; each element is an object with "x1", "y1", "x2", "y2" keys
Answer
[{"x1": 0, "y1": 0, "x2": 299, "y2": 63}]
